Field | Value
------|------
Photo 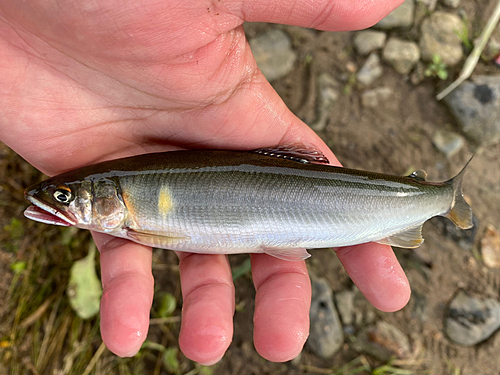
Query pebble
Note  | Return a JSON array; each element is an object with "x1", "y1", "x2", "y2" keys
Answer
[
  {"x1": 361, "y1": 87, "x2": 393, "y2": 108},
  {"x1": 249, "y1": 29, "x2": 297, "y2": 81},
  {"x1": 419, "y1": 12, "x2": 464, "y2": 66},
  {"x1": 481, "y1": 224, "x2": 500, "y2": 269},
  {"x1": 353, "y1": 321, "x2": 411, "y2": 361},
  {"x1": 353, "y1": 30, "x2": 387, "y2": 56},
  {"x1": 376, "y1": 0, "x2": 415, "y2": 29},
  {"x1": 444, "y1": 75, "x2": 500, "y2": 147},
  {"x1": 356, "y1": 53, "x2": 383, "y2": 86},
  {"x1": 335, "y1": 290, "x2": 355, "y2": 325},
  {"x1": 442, "y1": 0, "x2": 460, "y2": 8},
  {"x1": 445, "y1": 291, "x2": 500, "y2": 346},
  {"x1": 433, "y1": 214, "x2": 479, "y2": 250},
  {"x1": 432, "y1": 129, "x2": 465, "y2": 158},
  {"x1": 310, "y1": 73, "x2": 339, "y2": 131},
  {"x1": 382, "y1": 38, "x2": 420, "y2": 74},
  {"x1": 307, "y1": 277, "x2": 344, "y2": 358}
]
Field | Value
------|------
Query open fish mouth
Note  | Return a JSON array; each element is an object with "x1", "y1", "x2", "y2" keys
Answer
[{"x1": 24, "y1": 196, "x2": 76, "y2": 226}]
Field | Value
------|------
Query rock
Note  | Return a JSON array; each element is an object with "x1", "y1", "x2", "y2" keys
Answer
[
  {"x1": 442, "y1": 0, "x2": 460, "y2": 8},
  {"x1": 420, "y1": 12, "x2": 464, "y2": 66},
  {"x1": 307, "y1": 277, "x2": 344, "y2": 358},
  {"x1": 249, "y1": 29, "x2": 297, "y2": 81},
  {"x1": 376, "y1": 0, "x2": 415, "y2": 29},
  {"x1": 444, "y1": 75, "x2": 500, "y2": 147},
  {"x1": 481, "y1": 225, "x2": 500, "y2": 269},
  {"x1": 354, "y1": 321, "x2": 411, "y2": 361},
  {"x1": 382, "y1": 38, "x2": 420, "y2": 74},
  {"x1": 309, "y1": 73, "x2": 339, "y2": 131},
  {"x1": 432, "y1": 129, "x2": 465, "y2": 158},
  {"x1": 356, "y1": 53, "x2": 383, "y2": 86},
  {"x1": 353, "y1": 31, "x2": 387, "y2": 56},
  {"x1": 419, "y1": 0, "x2": 438, "y2": 11},
  {"x1": 335, "y1": 290, "x2": 355, "y2": 325},
  {"x1": 432, "y1": 214, "x2": 479, "y2": 250},
  {"x1": 445, "y1": 291, "x2": 500, "y2": 346},
  {"x1": 361, "y1": 87, "x2": 393, "y2": 108}
]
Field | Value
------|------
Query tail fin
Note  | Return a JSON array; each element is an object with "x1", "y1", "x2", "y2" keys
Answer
[{"x1": 444, "y1": 156, "x2": 474, "y2": 229}]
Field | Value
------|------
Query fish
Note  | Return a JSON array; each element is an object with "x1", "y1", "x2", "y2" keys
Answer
[{"x1": 24, "y1": 146, "x2": 473, "y2": 261}]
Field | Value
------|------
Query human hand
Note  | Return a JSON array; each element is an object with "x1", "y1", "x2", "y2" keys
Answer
[{"x1": 0, "y1": 0, "x2": 408, "y2": 364}]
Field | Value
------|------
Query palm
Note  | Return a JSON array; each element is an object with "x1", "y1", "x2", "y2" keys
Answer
[{"x1": 1, "y1": 0, "x2": 409, "y2": 365}]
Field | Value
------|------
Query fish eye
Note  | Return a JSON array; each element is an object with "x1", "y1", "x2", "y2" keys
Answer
[{"x1": 53, "y1": 188, "x2": 72, "y2": 204}]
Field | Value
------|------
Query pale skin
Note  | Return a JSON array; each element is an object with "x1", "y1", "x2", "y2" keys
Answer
[{"x1": 0, "y1": 0, "x2": 409, "y2": 365}]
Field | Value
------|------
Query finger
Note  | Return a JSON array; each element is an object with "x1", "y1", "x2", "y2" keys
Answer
[
  {"x1": 336, "y1": 242, "x2": 411, "y2": 312},
  {"x1": 92, "y1": 232, "x2": 154, "y2": 357},
  {"x1": 177, "y1": 253, "x2": 234, "y2": 365},
  {"x1": 237, "y1": 0, "x2": 404, "y2": 31},
  {"x1": 250, "y1": 254, "x2": 311, "y2": 362}
]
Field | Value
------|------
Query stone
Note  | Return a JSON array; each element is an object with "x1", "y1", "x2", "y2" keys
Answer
[
  {"x1": 444, "y1": 75, "x2": 500, "y2": 147},
  {"x1": 356, "y1": 53, "x2": 383, "y2": 86},
  {"x1": 420, "y1": 12, "x2": 464, "y2": 66},
  {"x1": 307, "y1": 277, "x2": 344, "y2": 358},
  {"x1": 309, "y1": 73, "x2": 339, "y2": 131},
  {"x1": 481, "y1": 225, "x2": 500, "y2": 269},
  {"x1": 361, "y1": 87, "x2": 393, "y2": 108},
  {"x1": 249, "y1": 29, "x2": 297, "y2": 81},
  {"x1": 432, "y1": 129, "x2": 465, "y2": 158},
  {"x1": 445, "y1": 291, "x2": 500, "y2": 346},
  {"x1": 335, "y1": 290, "x2": 355, "y2": 325},
  {"x1": 382, "y1": 38, "x2": 420, "y2": 74},
  {"x1": 353, "y1": 321, "x2": 411, "y2": 361},
  {"x1": 353, "y1": 31, "x2": 387, "y2": 56},
  {"x1": 442, "y1": 0, "x2": 460, "y2": 8},
  {"x1": 376, "y1": 0, "x2": 415, "y2": 29}
]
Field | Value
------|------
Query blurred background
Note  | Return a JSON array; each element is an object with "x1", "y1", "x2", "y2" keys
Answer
[{"x1": 2, "y1": 0, "x2": 500, "y2": 374}]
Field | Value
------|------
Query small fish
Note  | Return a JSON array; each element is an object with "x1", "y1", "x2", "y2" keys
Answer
[{"x1": 24, "y1": 146, "x2": 473, "y2": 261}]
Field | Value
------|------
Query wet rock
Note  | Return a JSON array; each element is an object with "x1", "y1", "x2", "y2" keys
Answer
[
  {"x1": 356, "y1": 53, "x2": 383, "y2": 86},
  {"x1": 420, "y1": 12, "x2": 464, "y2": 66},
  {"x1": 376, "y1": 0, "x2": 415, "y2": 29},
  {"x1": 445, "y1": 291, "x2": 500, "y2": 346},
  {"x1": 353, "y1": 31, "x2": 387, "y2": 56},
  {"x1": 310, "y1": 73, "x2": 339, "y2": 131},
  {"x1": 442, "y1": 0, "x2": 460, "y2": 8},
  {"x1": 361, "y1": 87, "x2": 393, "y2": 108},
  {"x1": 353, "y1": 321, "x2": 411, "y2": 361},
  {"x1": 249, "y1": 29, "x2": 297, "y2": 81},
  {"x1": 307, "y1": 277, "x2": 344, "y2": 358},
  {"x1": 444, "y1": 75, "x2": 500, "y2": 147},
  {"x1": 382, "y1": 38, "x2": 420, "y2": 74},
  {"x1": 432, "y1": 129, "x2": 465, "y2": 158},
  {"x1": 335, "y1": 290, "x2": 355, "y2": 325},
  {"x1": 481, "y1": 225, "x2": 500, "y2": 269},
  {"x1": 432, "y1": 214, "x2": 479, "y2": 250}
]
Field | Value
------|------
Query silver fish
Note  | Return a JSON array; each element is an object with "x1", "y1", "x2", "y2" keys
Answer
[{"x1": 24, "y1": 146, "x2": 473, "y2": 261}]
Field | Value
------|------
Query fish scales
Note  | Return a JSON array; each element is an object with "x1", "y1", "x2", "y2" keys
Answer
[{"x1": 24, "y1": 148, "x2": 473, "y2": 260}]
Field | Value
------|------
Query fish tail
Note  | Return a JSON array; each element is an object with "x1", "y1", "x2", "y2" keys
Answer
[{"x1": 444, "y1": 156, "x2": 474, "y2": 229}]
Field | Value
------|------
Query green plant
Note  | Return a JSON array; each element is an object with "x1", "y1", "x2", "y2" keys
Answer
[{"x1": 425, "y1": 54, "x2": 448, "y2": 80}]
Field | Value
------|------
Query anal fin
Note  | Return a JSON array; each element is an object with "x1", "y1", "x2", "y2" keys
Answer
[
  {"x1": 262, "y1": 247, "x2": 311, "y2": 261},
  {"x1": 126, "y1": 228, "x2": 190, "y2": 248},
  {"x1": 377, "y1": 225, "x2": 424, "y2": 249}
]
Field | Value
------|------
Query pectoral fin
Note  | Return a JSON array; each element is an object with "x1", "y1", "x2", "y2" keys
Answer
[
  {"x1": 126, "y1": 228, "x2": 190, "y2": 248},
  {"x1": 377, "y1": 225, "x2": 424, "y2": 249},
  {"x1": 262, "y1": 247, "x2": 311, "y2": 261}
]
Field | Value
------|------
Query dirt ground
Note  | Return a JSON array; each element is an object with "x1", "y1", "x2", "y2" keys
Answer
[{"x1": 2, "y1": 2, "x2": 500, "y2": 374}]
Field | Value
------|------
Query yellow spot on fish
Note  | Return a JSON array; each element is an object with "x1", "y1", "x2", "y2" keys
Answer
[{"x1": 158, "y1": 186, "x2": 174, "y2": 216}]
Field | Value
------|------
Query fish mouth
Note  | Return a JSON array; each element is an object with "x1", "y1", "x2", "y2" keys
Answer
[{"x1": 24, "y1": 196, "x2": 76, "y2": 227}]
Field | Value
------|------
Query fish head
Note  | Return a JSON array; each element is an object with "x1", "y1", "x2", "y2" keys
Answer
[{"x1": 24, "y1": 176, "x2": 126, "y2": 232}]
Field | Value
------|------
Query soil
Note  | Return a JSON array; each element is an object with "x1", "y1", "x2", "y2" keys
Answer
[{"x1": 2, "y1": 2, "x2": 500, "y2": 374}]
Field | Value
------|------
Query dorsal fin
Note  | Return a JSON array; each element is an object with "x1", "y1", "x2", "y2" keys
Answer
[
  {"x1": 253, "y1": 144, "x2": 330, "y2": 164},
  {"x1": 408, "y1": 169, "x2": 428, "y2": 181}
]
